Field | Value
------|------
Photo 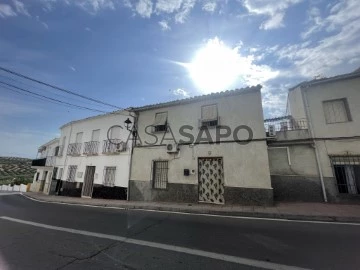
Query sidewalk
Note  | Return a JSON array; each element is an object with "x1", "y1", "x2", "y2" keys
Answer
[{"x1": 23, "y1": 192, "x2": 360, "y2": 223}]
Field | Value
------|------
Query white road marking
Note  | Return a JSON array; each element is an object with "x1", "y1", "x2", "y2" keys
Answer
[
  {"x1": 0, "y1": 216, "x2": 309, "y2": 270},
  {"x1": 19, "y1": 193, "x2": 360, "y2": 226}
]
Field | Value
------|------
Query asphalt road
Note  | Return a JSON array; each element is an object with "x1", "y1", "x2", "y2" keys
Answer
[{"x1": 0, "y1": 193, "x2": 359, "y2": 270}]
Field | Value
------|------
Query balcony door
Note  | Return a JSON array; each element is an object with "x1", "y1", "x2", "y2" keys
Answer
[{"x1": 82, "y1": 166, "x2": 95, "y2": 198}]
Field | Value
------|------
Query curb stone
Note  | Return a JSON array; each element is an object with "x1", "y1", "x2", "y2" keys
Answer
[{"x1": 21, "y1": 193, "x2": 360, "y2": 224}]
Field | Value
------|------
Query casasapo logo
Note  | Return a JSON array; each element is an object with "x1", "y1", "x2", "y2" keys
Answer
[{"x1": 107, "y1": 124, "x2": 253, "y2": 146}]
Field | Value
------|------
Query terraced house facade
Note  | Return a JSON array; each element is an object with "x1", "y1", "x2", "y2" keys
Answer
[{"x1": 30, "y1": 69, "x2": 360, "y2": 204}]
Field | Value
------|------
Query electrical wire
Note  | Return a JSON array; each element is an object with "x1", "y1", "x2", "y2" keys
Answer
[
  {"x1": 0, "y1": 80, "x2": 108, "y2": 113},
  {"x1": 0, "y1": 73, "x2": 113, "y2": 110},
  {"x1": 0, "y1": 66, "x2": 125, "y2": 110}
]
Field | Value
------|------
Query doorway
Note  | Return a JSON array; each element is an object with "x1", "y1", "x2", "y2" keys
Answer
[
  {"x1": 198, "y1": 157, "x2": 224, "y2": 204},
  {"x1": 82, "y1": 166, "x2": 96, "y2": 198}
]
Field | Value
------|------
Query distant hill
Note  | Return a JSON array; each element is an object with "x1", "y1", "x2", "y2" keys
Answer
[{"x1": 0, "y1": 157, "x2": 35, "y2": 184}]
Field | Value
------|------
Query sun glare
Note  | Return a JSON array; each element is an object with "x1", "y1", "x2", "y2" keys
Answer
[{"x1": 188, "y1": 38, "x2": 241, "y2": 93}]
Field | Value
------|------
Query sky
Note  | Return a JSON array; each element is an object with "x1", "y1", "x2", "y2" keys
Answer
[{"x1": 0, "y1": 0, "x2": 359, "y2": 158}]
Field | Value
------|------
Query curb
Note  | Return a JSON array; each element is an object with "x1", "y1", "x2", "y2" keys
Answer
[{"x1": 21, "y1": 193, "x2": 360, "y2": 224}]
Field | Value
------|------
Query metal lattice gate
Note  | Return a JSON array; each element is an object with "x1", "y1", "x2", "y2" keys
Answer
[
  {"x1": 82, "y1": 166, "x2": 96, "y2": 198},
  {"x1": 198, "y1": 158, "x2": 224, "y2": 204}
]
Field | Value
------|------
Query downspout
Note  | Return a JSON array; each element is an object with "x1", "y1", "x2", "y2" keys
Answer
[
  {"x1": 127, "y1": 111, "x2": 138, "y2": 201},
  {"x1": 301, "y1": 88, "x2": 328, "y2": 202}
]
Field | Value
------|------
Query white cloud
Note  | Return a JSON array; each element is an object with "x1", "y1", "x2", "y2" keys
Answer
[
  {"x1": 173, "y1": 88, "x2": 190, "y2": 97},
  {"x1": 202, "y1": 1, "x2": 217, "y2": 13},
  {"x1": 69, "y1": 66, "x2": 76, "y2": 71},
  {"x1": 241, "y1": 0, "x2": 302, "y2": 30},
  {"x1": 301, "y1": 7, "x2": 323, "y2": 39},
  {"x1": 277, "y1": 0, "x2": 360, "y2": 77},
  {"x1": 159, "y1": 20, "x2": 171, "y2": 31},
  {"x1": 175, "y1": 0, "x2": 196, "y2": 23},
  {"x1": 76, "y1": 0, "x2": 115, "y2": 13},
  {"x1": 12, "y1": 0, "x2": 30, "y2": 17},
  {"x1": 85, "y1": 27, "x2": 91, "y2": 31},
  {"x1": 155, "y1": 0, "x2": 182, "y2": 13},
  {"x1": 136, "y1": 0, "x2": 153, "y2": 18},
  {"x1": 0, "y1": 4, "x2": 17, "y2": 18}
]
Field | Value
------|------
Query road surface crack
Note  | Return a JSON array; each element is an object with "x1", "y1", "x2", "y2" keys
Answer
[{"x1": 55, "y1": 241, "x2": 119, "y2": 269}]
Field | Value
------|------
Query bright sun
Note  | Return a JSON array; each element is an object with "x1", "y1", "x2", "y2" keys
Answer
[{"x1": 188, "y1": 38, "x2": 241, "y2": 93}]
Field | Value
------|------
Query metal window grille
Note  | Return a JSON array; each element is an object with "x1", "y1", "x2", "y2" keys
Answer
[
  {"x1": 154, "y1": 125, "x2": 167, "y2": 132},
  {"x1": 153, "y1": 161, "x2": 168, "y2": 189},
  {"x1": 67, "y1": 165, "x2": 77, "y2": 182},
  {"x1": 103, "y1": 167, "x2": 116, "y2": 187},
  {"x1": 330, "y1": 156, "x2": 360, "y2": 194}
]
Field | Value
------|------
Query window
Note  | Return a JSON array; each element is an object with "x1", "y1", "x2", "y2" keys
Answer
[
  {"x1": 36, "y1": 172, "x2": 40, "y2": 181},
  {"x1": 103, "y1": 167, "x2": 116, "y2": 187},
  {"x1": 153, "y1": 112, "x2": 168, "y2": 132},
  {"x1": 67, "y1": 165, "x2": 77, "y2": 182},
  {"x1": 76, "y1": 132, "x2": 83, "y2": 143},
  {"x1": 331, "y1": 156, "x2": 360, "y2": 194},
  {"x1": 152, "y1": 160, "x2": 168, "y2": 189},
  {"x1": 323, "y1": 99, "x2": 351, "y2": 124},
  {"x1": 58, "y1": 168, "x2": 63, "y2": 180},
  {"x1": 91, "y1": 129, "x2": 100, "y2": 141},
  {"x1": 52, "y1": 167, "x2": 58, "y2": 180},
  {"x1": 201, "y1": 104, "x2": 218, "y2": 127}
]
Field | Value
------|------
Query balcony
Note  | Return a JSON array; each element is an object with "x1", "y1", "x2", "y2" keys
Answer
[
  {"x1": 103, "y1": 139, "x2": 127, "y2": 154},
  {"x1": 67, "y1": 143, "x2": 82, "y2": 156},
  {"x1": 264, "y1": 116, "x2": 309, "y2": 141},
  {"x1": 31, "y1": 158, "x2": 46, "y2": 167},
  {"x1": 83, "y1": 141, "x2": 99, "y2": 155}
]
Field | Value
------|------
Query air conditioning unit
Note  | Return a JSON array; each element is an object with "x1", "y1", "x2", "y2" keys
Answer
[
  {"x1": 268, "y1": 125, "x2": 276, "y2": 137},
  {"x1": 167, "y1": 143, "x2": 179, "y2": 153}
]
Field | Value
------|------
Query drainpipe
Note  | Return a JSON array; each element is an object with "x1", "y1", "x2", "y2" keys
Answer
[{"x1": 301, "y1": 88, "x2": 328, "y2": 202}]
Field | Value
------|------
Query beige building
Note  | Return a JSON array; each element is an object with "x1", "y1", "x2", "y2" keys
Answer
[
  {"x1": 129, "y1": 85, "x2": 273, "y2": 205},
  {"x1": 266, "y1": 69, "x2": 360, "y2": 202}
]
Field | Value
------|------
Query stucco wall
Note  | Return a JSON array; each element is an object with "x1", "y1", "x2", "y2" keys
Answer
[
  {"x1": 287, "y1": 87, "x2": 306, "y2": 120},
  {"x1": 130, "y1": 90, "x2": 272, "y2": 204},
  {"x1": 268, "y1": 145, "x2": 318, "y2": 176},
  {"x1": 131, "y1": 141, "x2": 271, "y2": 189},
  {"x1": 305, "y1": 77, "x2": 360, "y2": 138}
]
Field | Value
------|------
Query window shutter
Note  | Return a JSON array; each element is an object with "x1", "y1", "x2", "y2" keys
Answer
[
  {"x1": 201, "y1": 104, "x2": 218, "y2": 120},
  {"x1": 91, "y1": 129, "x2": 100, "y2": 141},
  {"x1": 154, "y1": 112, "x2": 167, "y2": 126},
  {"x1": 323, "y1": 99, "x2": 349, "y2": 123}
]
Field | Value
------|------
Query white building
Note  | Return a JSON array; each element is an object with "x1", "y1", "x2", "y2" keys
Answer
[
  {"x1": 31, "y1": 138, "x2": 60, "y2": 193},
  {"x1": 266, "y1": 69, "x2": 360, "y2": 202},
  {"x1": 31, "y1": 111, "x2": 134, "y2": 199},
  {"x1": 129, "y1": 85, "x2": 273, "y2": 205}
]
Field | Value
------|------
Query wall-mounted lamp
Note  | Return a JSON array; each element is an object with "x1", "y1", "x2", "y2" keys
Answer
[{"x1": 124, "y1": 118, "x2": 132, "y2": 131}]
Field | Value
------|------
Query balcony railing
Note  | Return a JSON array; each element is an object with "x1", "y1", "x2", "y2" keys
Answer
[
  {"x1": 103, "y1": 139, "x2": 127, "y2": 154},
  {"x1": 31, "y1": 158, "x2": 46, "y2": 167},
  {"x1": 264, "y1": 116, "x2": 308, "y2": 135},
  {"x1": 67, "y1": 143, "x2": 82, "y2": 156},
  {"x1": 83, "y1": 141, "x2": 99, "y2": 155}
]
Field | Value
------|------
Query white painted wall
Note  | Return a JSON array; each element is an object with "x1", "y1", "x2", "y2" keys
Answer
[
  {"x1": 55, "y1": 112, "x2": 134, "y2": 188},
  {"x1": 131, "y1": 89, "x2": 272, "y2": 189},
  {"x1": 304, "y1": 77, "x2": 360, "y2": 138}
]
